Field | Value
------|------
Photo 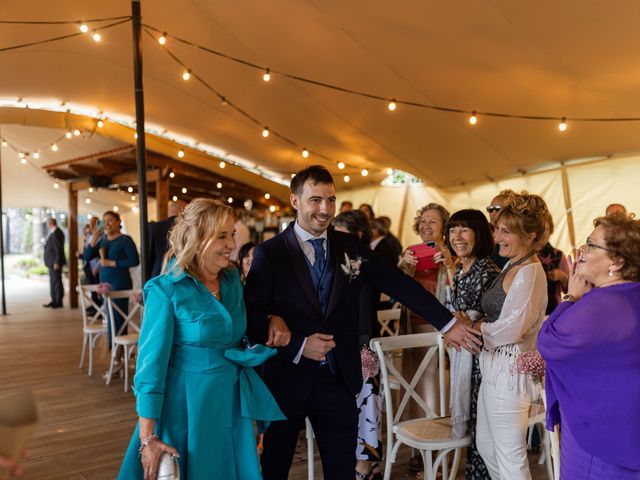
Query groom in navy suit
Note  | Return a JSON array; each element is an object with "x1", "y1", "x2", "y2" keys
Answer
[{"x1": 245, "y1": 165, "x2": 480, "y2": 479}]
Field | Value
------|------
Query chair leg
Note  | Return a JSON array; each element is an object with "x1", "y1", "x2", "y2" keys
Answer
[
  {"x1": 88, "y1": 334, "x2": 94, "y2": 376},
  {"x1": 106, "y1": 344, "x2": 119, "y2": 385},
  {"x1": 123, "y1": 346, "x2": 129, "y2": 392},
  {"x1": 449, "y1": 449, "x2": 462, "y2": 480},
  {"x1": 79, "y1": 334, "x2": 88, "y2": 369},
  {"x1": 384, "y1": 440, "x2": 402, "y2": 480},
  {"x1": 420, "y1": 450, "x2": 434, "y2": 480},
  {"x1": 305, "y1": 418, "x2": 314, "y2": 480},
  {"x1": 441, "y1": 451, "x2": 449, "y2": 480}
]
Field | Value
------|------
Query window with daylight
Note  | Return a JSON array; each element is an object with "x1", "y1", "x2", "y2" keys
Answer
[{"x1": 381, "y1": 170, "x2": 424, "y2": 186}]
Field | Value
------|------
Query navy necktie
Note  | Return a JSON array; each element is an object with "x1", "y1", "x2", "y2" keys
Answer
[{"x1": 308, "y1": 238, "x2": 326, "y2": 279}]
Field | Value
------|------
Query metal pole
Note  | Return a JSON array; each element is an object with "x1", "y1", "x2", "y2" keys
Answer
[
  {"x1": 0, "y1": 127, "x2": 7, "y2": 314},
  {"x1": 131, "y1": 0, "x2": 150, "y2": 284}
]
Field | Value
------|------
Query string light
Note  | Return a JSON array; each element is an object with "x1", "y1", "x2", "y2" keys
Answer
[
  {"x1": 344, "y1": 175, "x2": 350, "y2": 183},
  {"x1": 264, "y1": 193, "x2": 271, "y2": 200},
  {"x1": 262, "y1": 127, "x2": 270, "y2": 138},
  {"x1": 1, "y1": 140, "x2": 7, "y2": 148},
  {"x1": 169, "y1": 171, "x2": 175, "y2": 178},
  {"x1": 79, "y1": 23, "x2": 89, "y2": 33},
  {"x1": 88, "y1": 187, "x2": 94, "y2": 193},
  {"x1": 132, "y1": 206, "x2": 139, "y2": 214},
  {"x1": 338, "y1": 162, "x2": 345, "y2": 170},
  {"x1": 133, "y1": 132, "x2": 138, "y2": 139},
  {"x1": 301, "y1": 148, "x2": 309, "y2": 158},
  {"x1": 113, "y1": 205, "x2": 119, "y2": 212},
  {"x1": 20, "y1": 158, "x2": 27, "y2": 165},
  {"x1": 182, "y1": 69, "x2": 191, "y2": 81},
  {"x1": 65, "y1": 131, "x2": 72, "y2": 139},
  {"x1": 361, "y1": 169, "x2": 368, "y2": 176},
  {"x1": 92, "y1": 31, "x2": 101, "y2": 42},
  {"x1": 53, "y1": 181, "x2": 59, "y2": 189},
  {"x1": 131, "y1": 195, "x2": 136, "y2": 201},
  {"x1": 386, "y1": 168, "x2": 393, "y2": 175},
  {"x1": 127, "y1": 186, "x2": 133, "y2": 193},
  {"x1": 269, "y1": 205, "x2": 276, "y2": 213},
  {"x1": 388, "y1": 99, "x2": 397, "y2": 112},
  {"x1": 219, "y1": 161, "x2": 226, "y2": 168},
  {"x1": 97, "y1": 119, "x2": 104, "y2": 128},
  {"x1": 181, "y1": 187, "x2": 187, "y2": 194},
  {"x1": 158, "y1": 32, "x2": 167, "y2": 45},
  {"x1": 18, "y1": 152, "x2": 24, "y2": 159},
  {"x1": 177, "y1": 149, "x2": 185, "y2": 158},
  {"x1": 73, "y1": 129, "x2": 81, "y2": 136},
  {"x1": 85, "y1": 198, "x2": 91, "y2": 204},
  {"x1": 469, "y1": 111, "x2": 478, "y2": 125},
  {"x1": 262, "y1": 68, "x2": 271, "y2": 82},
  {"x1": 172, "y1": 195, "x2": 178, "y2": 201},
  {"x1": 227, "y1": 197, "x2": 233, "y2": 203},
  {"x1": 291, "y1": 173, "x2": 296, "y2": 178},
  {"x1": 216, "y1": 182, "x2": 222, "y2": 189},
  {"x1": 51, "y1": 143, "x2": 58, "y2": 151},
  {"x1": 32, "y1": 152, "x2": 40, "y2": 159},
  {"x1": 87, "y1": 214, "x2": 92, "y2": 219},
  {"x1": 558, "y1": 117, "x2": 568, "y2": 132}
]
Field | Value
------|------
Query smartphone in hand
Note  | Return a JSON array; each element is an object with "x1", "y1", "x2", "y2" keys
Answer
[{"x1": 407, "y1": 243, "x2": 438, "y2": 271}]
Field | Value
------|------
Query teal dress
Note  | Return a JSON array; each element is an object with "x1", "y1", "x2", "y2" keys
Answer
[{"x1": 118, "y1": 264, "x2": 284, "y2": 479}]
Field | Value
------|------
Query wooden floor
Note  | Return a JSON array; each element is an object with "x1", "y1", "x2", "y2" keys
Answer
[{"x1": 0, "y1": 276, "x2": 549, "y2": 479}]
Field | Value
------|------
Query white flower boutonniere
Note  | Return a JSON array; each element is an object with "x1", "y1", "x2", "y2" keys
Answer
[{"x1": 340, "y1": 253, "x2": 364, "y2": 282}]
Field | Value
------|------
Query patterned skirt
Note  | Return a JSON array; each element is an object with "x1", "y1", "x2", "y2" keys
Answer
[
  {"x1": 356, "y1": 375, "x2": 383, "y2": 461},
  {"x1": 466, "y1": 355, "x2": 491, "y2": 479}
]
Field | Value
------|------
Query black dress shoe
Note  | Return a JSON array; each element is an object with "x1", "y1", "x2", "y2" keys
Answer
[
  {"x1": 51, "y1": 303, "x2": 63, "y2": 309},
  {"x1": 43, "y1": 302, "x2": 54, "y2": 308}
]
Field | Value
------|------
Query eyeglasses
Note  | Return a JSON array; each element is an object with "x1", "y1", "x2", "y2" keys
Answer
[
  {"x1": 486, "y1": 205, "x2": 502, "y2": 213},
  {"x1": 584, "y1": 238, "x2": 609, "y2": 252}
]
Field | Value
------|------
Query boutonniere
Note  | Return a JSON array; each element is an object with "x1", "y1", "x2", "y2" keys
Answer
[{"x1": 340, "y1": 253, "x2": 364, "y2": 282}]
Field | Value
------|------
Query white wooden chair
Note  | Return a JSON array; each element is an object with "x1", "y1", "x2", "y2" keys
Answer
[
  {"x1": 372, "y1": 332, "x2": 470, "y2": 480},
  {"x1": 305, "y1": 417, "x2": 316, "y2": 480},
  {"x1": 104, "y1": 289, "x2": 143, "y2": 392},
  {"x1": 76, "y1": 285, "x2": 108, "y2": 376},
  {"x1": 377, "y1": 306, "x2": 402, "y2": 337},
  {"x1": 535, "y1": 386, "x2": 560, "y2": 479}
]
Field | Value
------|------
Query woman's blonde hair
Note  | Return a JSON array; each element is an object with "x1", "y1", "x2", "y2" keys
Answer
[
  {"x1": 495, "y1": 191, "x2": 549, "y2": 245},
  {"x1": 162, "y1": 198, "x2": 233, "y2": 277}
]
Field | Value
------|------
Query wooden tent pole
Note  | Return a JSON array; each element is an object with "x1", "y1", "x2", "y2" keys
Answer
[
  {"x1": 131, "y1": 0, "x2": 150, "y2": 284},
  {"x1": 396, "y1": 184, "x2": 411, "y2": 242},
  {"x1": 560, "y1": 165, "x2": 577, "y2": 257},
  {"x1": 0, "y1": 127, "x2": 6, "y2": 315}
]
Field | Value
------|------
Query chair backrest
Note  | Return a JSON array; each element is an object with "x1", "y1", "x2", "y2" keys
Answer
[
  {"x1": 105, "y1": 289, "x2": 144, "y2": 338},
  {"x1": 376, "y1": 308, "x2": 402, "y2": 336},
  {"x1": 371, "y1": 332, "x2": 447, "y2": 427},
  {"x1": 76, "y1": 284, "x2": 107, "y2": 328}
]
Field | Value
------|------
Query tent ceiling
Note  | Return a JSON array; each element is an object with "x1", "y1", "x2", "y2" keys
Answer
[{"x1": 1, "y1": 0, "x2": 639, "y2": 192}]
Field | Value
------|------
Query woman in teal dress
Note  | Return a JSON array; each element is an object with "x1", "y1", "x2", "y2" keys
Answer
[{"x1": 118, "y1": 199, "x2": 285, "y2": 480}]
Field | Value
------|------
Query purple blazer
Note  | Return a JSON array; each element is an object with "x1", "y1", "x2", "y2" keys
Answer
[{"x1": 538, "y1": 282, "x2": 640, "y2": 470}]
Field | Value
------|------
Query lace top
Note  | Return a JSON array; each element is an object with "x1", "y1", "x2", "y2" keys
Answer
[{"x1": 480, "y1": 253, "x2": 533, "y2": 324}]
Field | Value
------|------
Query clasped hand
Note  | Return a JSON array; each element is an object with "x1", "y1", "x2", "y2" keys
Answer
[
  {"x1": 303, "y1": 333, "x2": 335, "y2": 361},
  {"x1": 266, "y1": 315, "x2": 291, "y2": 347},
  {"x1": 444, "y1": 311, "x2": 483, "y2": 353},
  {"x1": 140, "y1": 438, "x2": 178, "y2": 480}
]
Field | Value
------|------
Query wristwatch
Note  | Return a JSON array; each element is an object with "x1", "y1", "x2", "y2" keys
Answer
[{"x1": 561, "y1": 293, "x2": 576, "y2": 303}]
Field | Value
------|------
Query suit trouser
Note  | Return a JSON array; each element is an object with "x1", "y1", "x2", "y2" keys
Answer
[
  {"x1": 48, "y1": 267, "x2": 63, "y2": 305},
  {"x1": 476, "y1": 381, "x2": 532, "y2": 480},
  {"x1": 261, "y1": 365, "x2": 358, "y2": 480}
]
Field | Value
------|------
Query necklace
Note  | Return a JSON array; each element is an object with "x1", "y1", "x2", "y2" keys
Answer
[{"x1": 210, "y1": 287, "x2": 221, "y2": 297}]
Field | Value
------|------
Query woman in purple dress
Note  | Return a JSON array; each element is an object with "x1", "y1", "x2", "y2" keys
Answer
[{"x1": 538, "y1": 213, "x2": 640, "y2": 479}]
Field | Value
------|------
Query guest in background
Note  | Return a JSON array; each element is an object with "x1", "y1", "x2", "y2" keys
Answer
[
  {"x1": 605, "y1": 202, "x2": 627, "y2": 216},
  {"x1": 538, "y1": 213, "x2": 640, "y2": 479},
  {"x1": 535, "y1": 211, "x2": 569, "y2": 314},
  {"x1": 340, "y1": 200, "x2": 354, "y2": 212},
  {"x1": 118, "y1": 199, "x2": 284, "y2": 479},
  {"x1": 237, "y1": 242, "x2": 256, "y2": 284},
  {"x1": 378, "y1": 216, "x2": 403, "y2": 261},
  {"x1": 84, "y1": 211, "x2": 139, "y2": 359},
  {"x1": 230, "y1": 209, "x2": 251, "y2": 262},
  {"x1": 80, "y1": 218, "x2": 101, "y2": 314},
  {"x1": 486, "y1": 190, "x2": 513, "y2": 269},
  {"x1": 369, "y1": 218, "x2": 399, "y2": 266},
  {"x1": 359, "y1": 203, "x2": 375, "y2": 221},
  {"x1": 473, "y1": 192, "x2": 548, "y2": 479},
  {"x1": 43, "y1": 218, "x2": 66, "y2": 309},
  {"x1": 333, "y1": 210, "x2": 383, "y2": 480},
  {"x1": 147, "y1": 200, "x2": 186, "y2": 279},
  {"x1": 445, "y1": 209, "x2": 499, "y2": 479}
]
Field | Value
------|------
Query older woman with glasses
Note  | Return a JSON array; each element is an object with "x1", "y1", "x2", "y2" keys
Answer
[{"x1": 538, "y1": 213, "x2": 640, "y2": 479}]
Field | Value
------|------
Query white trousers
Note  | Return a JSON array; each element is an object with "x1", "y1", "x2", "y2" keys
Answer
[{"x1": 476, "y1": 381, "x2": 532, "y2": 480}]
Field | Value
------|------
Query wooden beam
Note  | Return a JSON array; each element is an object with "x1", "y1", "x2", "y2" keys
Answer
[
  {"x1": 68, "y1": 184, "x2": 78, "y2": 309},
  {"x1": 40, "y1": 146, "x2": 134, "y2": 170},
  {"x1": 68, "y1": 165, "x2": 108, "y2": 177},
  {"x1": 69, "y1": 169, "x2": 160, "y2": 192}
]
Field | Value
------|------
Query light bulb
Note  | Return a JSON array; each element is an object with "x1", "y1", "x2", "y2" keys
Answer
[
  {"x1": 337, "y1": 162, "x2": 345, "y2": 170},
  {"x1": 20, "y1": 158, "x2": 27, "y2": 165},
  {"x1": 132, "y1": 206, "x2": 139, "y2": 214},
  {"x1": 133, "y1": 132, "x2": 138, "y2": 139},
  {"x1": 301, "y1": 148, "x2": 309, "y2": 158},
  {"x1": 65, "y1": 131, "x2": 73, "y2": 139},
  {"x1": 227, "y1": 197, "x2": 233, "y2": 204},
  {"x1": 127, "y1": 186, "x2": 133, "y2": 193},
  {"x1": 33, "y1": 152, "x2": 40, "y2": 159},
  {"x1": 262, "y1": 68, "x2": 271, "y2": 82},
  {"x1": 88, "y1": 187, "x2": 94, "y2": 193},
  {"x1": 386, "y1": 168, "x2": 393, "y2": 175},
  {"x1": 87, "y1": 214, "x2": 92, "y2": 219},
  {"x1": 53, "y1": 181, "x2": 59, "y2": 189},
  {"x1": 172, "y1": 195, "x2": 178, "y2": 202},
  {"x1": 264, "y1": 193, "x2": 271, "y2": 200},
  {"x1": 51, "y1": 144, "x2": 58, "y2": 152},
  {"x1": 262, "y1": 127, "x2": 270, "y2": 138},
  {"x1": 269, "y1": 205, "x2": 276, "y2": 213},
  {"x1": 182, "y1": 69, "x2": 191, "y2": 81},
  {"x1": 469, "y1": 111, "x2": 478, "y2": 125},
  {"x1": 79, "y1": 23, "x2": 89, "y2": 33},
  {"x1": 92, "y1": 31, "x2": 101, "y2": 42},
  {"x1": 290, "y1": 173, "x2": 296, "y2": 178},
  {"x1": 219, "y1": 161, "x2": 225, "y2": 168},
  {"x1": 113, "y1": 206, "x2": 119, "y2": 212},
  {"x1": 558, "y1": 117, "x2": 568, "y2": 132},
  {"x1": 85, "y1": 198, "x2": 91, "y2": 204},
  {"x1": 18, "y1": 152, "x2": 24, "y2": 159},
  {"x1": 73, "y1": 129, "x2": 81, "y2": 136},
  {"x1": 131, "y1": 195, "x2": 136, "y2": 201},
  {"x1": 181, "y1": 187, "x2": 187, "y2": 194},
  {"x1": 220, "y1": 97, "x2": 228, "y2": 106},
  {"x1": 344, "y1": 175, "x2": 350, "y2": 183},
  {"x1": 158, "y1": 33, "x2": 167, "y2": 45},
  {"x1": 216, "y1": 182, "x2": 222, "y2": 189},
  {"x1": 169, "y1": 171, "x2": 175, "y2": 178},
  {"x1": 97, "y1": 119, "x2": 104, "y2": 128},
  {"x1": 1, "y1": 140, "x2": 7, "y2": 147},
  {"x1": 361, "y1": 169, "x2": 368, "y2": 176},
  {"x1": 388, "y1": 99, "x2": 397, "y2": 111},
  {"x1": 177, "y1": 150, "x2": 185, "y2": 158}
]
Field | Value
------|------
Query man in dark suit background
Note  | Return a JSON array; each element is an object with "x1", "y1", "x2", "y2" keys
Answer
[
  {"x1": 245, "y1": 165, "x2": 481, "y2": 479},
  {"x1": 370, "y1": 217, "x2": 401, "y2": 266},
  {"x1": 147, "y1": 200, "x2": 186, "y2": 279},
  {"x1": 378, "y1": 215, "x2": 403, "y2": 260},
  {"x1": 43, "y1": 218, "x2": 66, "y2": 308}
]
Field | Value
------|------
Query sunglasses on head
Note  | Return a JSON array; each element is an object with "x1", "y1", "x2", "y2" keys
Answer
[{"x1": 486, "y1": 205, "x2": 502, "y2": 213}]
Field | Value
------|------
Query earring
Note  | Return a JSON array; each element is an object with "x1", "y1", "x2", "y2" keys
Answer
[{"x1": 608, "y1": 270, "x2": 613, "y2": 277}]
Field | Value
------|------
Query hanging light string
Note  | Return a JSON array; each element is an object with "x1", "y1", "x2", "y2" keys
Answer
[
  {"x1": 0, "y1": 15, "x2": 131, "y2": 25},
  {"x1": 142, "y1": 27, "x2": 381, "y2": 179},
  {"x1": 0, "y1": 17, "x2": 130, "y2": 53},
  {"x1": 142, "y1": 23, "x2": 640, "y2": 124}
]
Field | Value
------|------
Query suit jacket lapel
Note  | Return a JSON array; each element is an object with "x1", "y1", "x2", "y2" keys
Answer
[
  {"x1": 326, "y1": 230, "x2": 347, "y2": 317},
  {"x1": 283, "y1": 225, "x2": 323, "y2": 316}
]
